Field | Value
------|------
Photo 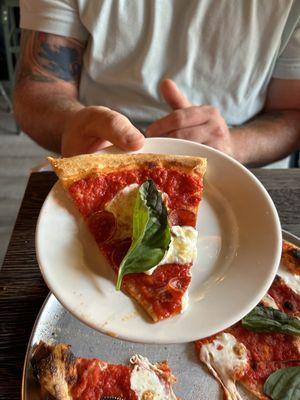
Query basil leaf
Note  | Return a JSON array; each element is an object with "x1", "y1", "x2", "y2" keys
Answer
[
  {"x1": 116, "y1": 180, "x2": 171, "y2": 290},
  {"x1": 242, "y1": 305, "x2": 300, "y2": 336},
  {"x1": 264, "y1": 366, "x2": 300, "y2": 400}
]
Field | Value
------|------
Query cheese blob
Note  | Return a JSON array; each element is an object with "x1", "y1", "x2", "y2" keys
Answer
[
  {"x1": 105, "y1": 183, "x2": 139, "y2": 239},
  {"x1": 106, "y1": 184, "x2": 198, "y2": 273},
  {"x1": 130, "y1": 355, "x2": 177, "y2": 400},
  {"x1": 278, "y1": 267, "x2": 300, "y2": 295},
  {"x1": 145, "y1": 225, "x2": 198, "y2": 275},
  {"x1": 261, "y1": 293, "x2": 279, "y2": 309},
  {"x1": 199, "y1": 333, "x2": 249, "y2": 400}
]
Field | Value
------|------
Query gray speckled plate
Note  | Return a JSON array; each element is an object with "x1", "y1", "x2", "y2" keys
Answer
[{"x1": 22, "y1": 230, "x2": 299, "y2": 400}]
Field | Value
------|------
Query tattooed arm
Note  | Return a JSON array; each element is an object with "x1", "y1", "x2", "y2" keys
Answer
[{"x1": 13, "y1": 30, "x2": 144, "y2": 155}]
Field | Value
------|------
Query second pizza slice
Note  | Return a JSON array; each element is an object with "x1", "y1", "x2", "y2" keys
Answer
[{"x1": 49, "y1": 153, "x2": 206, "y2": 322}]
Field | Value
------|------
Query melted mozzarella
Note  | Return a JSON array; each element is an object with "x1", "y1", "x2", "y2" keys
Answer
[
  {"x1": 199, "y1": 333, "x2": 248, "y2": 400},
  {"x1": 130, "y1": 355, "x2": 177, "y2": 400},
  {"x1": 145, "y1": 225, "x2": 198, "y2": 275},
  {"x1": 261, "y1": 293, "x2": 279, "y2": 309},
  {"x1": 105, "y1": 184, "x2": 138, "y2": 238},
  {"x1": 162, "y1": 225, "x2": 198, "y2": 265},
  {"x1": 278, "y1": 267, "x2": 300, "y2": 295}
]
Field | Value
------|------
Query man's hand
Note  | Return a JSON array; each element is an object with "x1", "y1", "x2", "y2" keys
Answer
[
  {"x1": 146, "y1": 79, "x2": 236, "y2": 157},
  {"x1": 62, "y1": 106, "x2": 145, "y2": 156}
]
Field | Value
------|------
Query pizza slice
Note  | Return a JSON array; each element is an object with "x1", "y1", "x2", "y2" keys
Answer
[
  {"x1": 277, "y1": 239, "x2": 300, "y2": 297},
  {"x1": 48, "y1": 153, "x2": 206, "y2": 322},
  {"x1": 31, "y1": 341, "x2": 178, "y2": 400},
  {"x1": 195, "y1": 239, "x2": 300, "y2": 400}
]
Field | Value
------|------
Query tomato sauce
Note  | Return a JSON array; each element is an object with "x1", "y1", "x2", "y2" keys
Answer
[
  {"x1": 243, "y1": 359, "x2": 300, "y2": 388},
  {"x1": 68, "y1": 167, "x2": 203, "y2": 218},
  {"x1": 268, "y1": 276, "x2": 300, "y2": 316},
  {"x1": 124, "y1": 264, "x2": 191, "y2": 320},
  {"x1": 228, "y1": 322, "x2": 299, "y2": 364},
  {"x1": 72, "y1": 359, "x2": 137, "y2": 400}
]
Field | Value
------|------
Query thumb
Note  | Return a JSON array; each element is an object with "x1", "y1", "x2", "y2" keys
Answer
[{"x1": 160, "y1": 79, "x2": 191, "y2": 110}]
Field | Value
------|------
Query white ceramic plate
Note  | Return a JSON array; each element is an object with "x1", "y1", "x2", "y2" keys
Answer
[{"x1": 36, "y1": 138, "x2": 282, "y2": 343}]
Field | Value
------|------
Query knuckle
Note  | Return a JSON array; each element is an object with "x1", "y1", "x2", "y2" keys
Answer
[
  {"x1": 211, "y1": 124, "x2": 225, "y2": 138},
  {"x1": 172, "y1": 110, "x2": 184, "y2": 127},
  {"x1": 208, "y1": 106, "x2": 220, "y2": 118}
]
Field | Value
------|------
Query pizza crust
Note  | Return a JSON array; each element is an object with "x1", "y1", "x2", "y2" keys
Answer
[
  {"x1": 123, "y1": 280, "x2": 158, "y2": 322},
  {"x1": 48, "y1": 153, "x2": 207, "y2": 188},
  {"x1": 31, "y1": 341, "x2": 77, "y2": 400},
  {"x1": 281, "y1": 240, "x2": 300, "y2": 276},
  {"x1": 32, "y1": 341, "x2": 178, "y2": 400}
]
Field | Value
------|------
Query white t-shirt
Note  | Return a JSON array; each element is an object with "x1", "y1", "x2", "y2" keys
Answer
[{"x1": 21, "y1": 0, "x2": 300, "y2": 136}]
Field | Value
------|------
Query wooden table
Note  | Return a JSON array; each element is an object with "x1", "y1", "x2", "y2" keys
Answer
[{"x1": 0, "y1": 170, "x2": 299, "y2": 400}]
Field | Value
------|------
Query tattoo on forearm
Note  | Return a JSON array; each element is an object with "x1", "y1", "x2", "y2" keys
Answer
[
  {"x1": 16, "y1": 30, "x2": 85, "y2": 84},
  {"x1": 39, "y1": 43, "x2": 81, "y2": 81}
]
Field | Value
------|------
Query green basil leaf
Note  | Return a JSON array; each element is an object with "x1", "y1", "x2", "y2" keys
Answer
[
  {"x1": 116, "y1": 180, "x2": 171, "y2": 290},
  {"x1": 264, "y1": 366, "x2": 300, "y2": 400},
  {"x1": 242, "y1": 305, "x2": 300, "y2": 336}
]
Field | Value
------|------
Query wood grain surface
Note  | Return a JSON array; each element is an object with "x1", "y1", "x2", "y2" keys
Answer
[{"x1": 0, "y1": 169, "x2": 299, "y2": 400}]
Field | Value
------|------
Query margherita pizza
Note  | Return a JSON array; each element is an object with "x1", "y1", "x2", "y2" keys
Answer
[
  {"x1": 48, "y1": 153, "x2": 206, "y2": 322},
  {"x1": 195, "y1": 239, "x2": 300, "y2": 400},
  {"x1": 31, "y1": 341, "x2": 178, "y2": 400}
]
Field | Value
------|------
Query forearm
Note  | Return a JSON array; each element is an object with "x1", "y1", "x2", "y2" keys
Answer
[
  {"x1": 231, "y1": 110, "x2": 300, "y2": 167},
  {"x1": 13, "y1": 30, "x2": 86, "y2": 153},
  {"x1": 14, "y1": 82, "x2": 84, "y2": 152}
]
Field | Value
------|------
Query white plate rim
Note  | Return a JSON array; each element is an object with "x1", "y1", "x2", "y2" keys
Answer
[{"x1": 35, "y1": 138, "x2": 282, "y2": 343}]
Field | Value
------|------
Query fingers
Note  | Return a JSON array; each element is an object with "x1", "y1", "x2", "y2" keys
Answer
[
  {"x1": 61, "y1": 106, "x2": 145, "y2": 156},
  {"x1": 160, "y1": 79, "x2": 191, "y2": 110},
  {"x1": 146, "y1": 106, "x2": 212, "y2": 137},
  {"x1": 98, "y1": 109, "x2": 145, "y2": 151},
  {"x1": 164, "y1": 123, "x2": 213, "y2": 143}
]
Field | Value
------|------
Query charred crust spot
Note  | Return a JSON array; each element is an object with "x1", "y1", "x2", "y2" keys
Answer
[
  {"x1": 251, "y1": 361, "x2": 257, "y2": 370},
  {"x1": 66, "y1": 374, "x2": 77, "y2": 386},
  {"x1": 274, "y1": 275, "x2": 281, "y2": 282},
  {"x1": 283, "y1": 301, "x2": 294, "y2": 311},
  {"x1": 63, "y1": 348, "x2": 76, "y2": 366},
  {"x1": 49, "y1": 358, "x2": 58, "y2": 375},
  {"x1": 101, "y1": 397, "x2": 125, "y2": 400},
  {"x1": 31, "y1": 342, "x2": 51, "y2": 363},
  {"x1": 146, "y1": 162, "x2": 158, "y2": 169},
  {"x1": 31, "y1": 341, "x2": 77, "y2": 389},
  {"x1": 31, "y1": 342, "x2": 52, "y2": 378},
  {"x1": 289, "y1": 248, "x2": 300, "y2": 261}
]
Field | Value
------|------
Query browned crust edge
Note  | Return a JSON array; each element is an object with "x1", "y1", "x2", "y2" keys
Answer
[
  {"x1": 239, "y1": 380, "x2": 269, "y2": 400},
  {"x1": 32, "y1": 341, "x2": 178, "y2": 399},
  {"x1": 123, "y1": 280, "x2": 158, "y2": 322},
  {"x1": 48, "y1": 153, "x2": 207, "y2": 188},
  {"x1": 31, "y1": 341, "x2": 77, "y2": 400}
]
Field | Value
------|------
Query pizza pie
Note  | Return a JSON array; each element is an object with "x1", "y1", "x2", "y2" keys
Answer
[
  {"x1": 195, "y1": 239, "x2": 300, "y2": 400},
  {"x1": 31, "y1": 340, "x2": 178, "y2": 400},
  {"x1": 48, "y1": 153, "x2": 206, "y2": 322}
]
